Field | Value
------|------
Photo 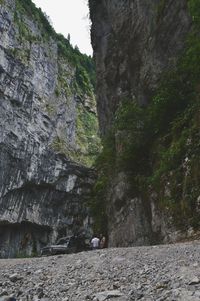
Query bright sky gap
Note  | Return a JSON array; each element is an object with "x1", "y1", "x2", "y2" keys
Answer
[{"x1": 32, "y1": 0, "x2": 93, "y2": 56}]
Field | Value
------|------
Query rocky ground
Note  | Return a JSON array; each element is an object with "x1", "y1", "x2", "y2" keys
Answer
[{"x1": 0, "y1": 241, "x2": 200, "y2": 301}]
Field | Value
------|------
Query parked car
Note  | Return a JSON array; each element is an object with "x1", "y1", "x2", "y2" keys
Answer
[{"x1": 41, "y1": 235, "x2": 90, "y2": 256}]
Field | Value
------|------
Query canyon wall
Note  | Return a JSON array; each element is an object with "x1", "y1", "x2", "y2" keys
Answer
[
  {"x1": 0, "y1": 0, "x2": 99, "y2": 257},
  {"x1": 90, "y1": 0, "x2": 200, "y2": 246}
]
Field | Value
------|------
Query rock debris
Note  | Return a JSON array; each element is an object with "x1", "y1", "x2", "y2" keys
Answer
[{"x1": 0, "y1": 241, "x2": 200, "y2": 301}]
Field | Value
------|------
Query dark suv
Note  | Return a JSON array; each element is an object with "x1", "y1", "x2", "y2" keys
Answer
[{"x1": 41, "y1": 235, "x2": 90, "y2": 256}]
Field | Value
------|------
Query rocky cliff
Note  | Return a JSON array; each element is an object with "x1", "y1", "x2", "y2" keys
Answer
[
  {"x1": 90, "y1": 0, "x2": 200, "y2": 246},
  {"x1": 90, "y1": 0, "x2": 191, "y2": 134},
  {"x1": 0, "y1": 0, "x2": 100, "y2": 258}
]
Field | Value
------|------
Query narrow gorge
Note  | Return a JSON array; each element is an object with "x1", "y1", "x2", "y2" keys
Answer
[{"x1": 0, "y1": 0, "x2": 200, "y2": 259}]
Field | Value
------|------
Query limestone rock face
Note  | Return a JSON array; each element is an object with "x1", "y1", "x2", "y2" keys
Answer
[
  {"x1": 0, "y1": 0, "x2": 98, "y2": 257},
  {"x1": 90, "y1": 0, "x2": 194, "y2": 246},
  {"x1": 90, "y1": 0, "x2": 191, "y2": 134}
]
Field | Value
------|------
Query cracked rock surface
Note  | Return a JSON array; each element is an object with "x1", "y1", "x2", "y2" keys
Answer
[
  {"x1": 0, "y1": 241, "x2": 200, "y2": 301},
  {"x1": 0, "y1": 0, "x2": 98, "y2": 258}
]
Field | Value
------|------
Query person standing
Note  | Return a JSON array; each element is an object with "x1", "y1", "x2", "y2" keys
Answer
[
  {"x1": 90, "y1": 235, "x2": 100, "y2": 250},
  {"x1": 100, "y1": 234, "x2": 106, "y2": 249}
]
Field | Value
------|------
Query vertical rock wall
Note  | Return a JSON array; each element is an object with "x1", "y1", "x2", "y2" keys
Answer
[
  {"x1": 89, "y1": 0, "x2": 198, "y2": 246},
  {"x1": 0, "y1": 0, "x2": 99, "y2": 257},
  {"x1": 90, "y1": 0, "x2": 191, "y2": 134}
]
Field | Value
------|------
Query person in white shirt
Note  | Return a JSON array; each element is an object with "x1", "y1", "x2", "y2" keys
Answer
[{"x1": 91, "y1": 236, "x2": 100, "y2": 250}]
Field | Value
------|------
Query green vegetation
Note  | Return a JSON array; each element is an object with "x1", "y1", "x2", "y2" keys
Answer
[
  {"x1": 188, "y1": 0, "x2": 200, "y2": 26},
  {"x1": 13, "y1": 0, "x2": 96, "y2": 97},
  {"x1": 15, "y1": 0, "x2": 55, "y2": 39},
  {"x1": 57, "y1": 33, "x2": 96, "y2": 96},
  {"x1": 10, "y1": 0, "x2": 99, "y2": 166},
  {"x1": 50, "y1": 100, "x2": 101, "y2": 166},
  {"x1": 12, "y1": 0, "x2": 54, "y2": 63},
  {"x1": 75, "y1": 104, "x2": 101, "y2": 166},
  {"x1": 89, "y1": 132, "x2": 115, "y2": 233},
  {"x1": 51, "y1": 136, "x2": 66, "y2": 153},
  {"x1": 91, "y1": 0, "x2": 200, "y2": 233}
]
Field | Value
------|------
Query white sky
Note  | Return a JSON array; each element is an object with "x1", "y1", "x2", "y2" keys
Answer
[{"x1": 32, "y1": 0, "x2": 92, "y2": 55}]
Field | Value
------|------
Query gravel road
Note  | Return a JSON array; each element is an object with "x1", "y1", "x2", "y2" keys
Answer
[{"x1": 0, "y1": 241, "x2": 200, "y2": 301}]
